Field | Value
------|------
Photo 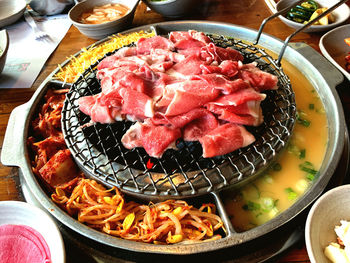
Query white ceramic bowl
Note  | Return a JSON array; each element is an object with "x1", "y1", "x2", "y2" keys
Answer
[
  {"x1": 0, "y1": 29, "x2": 9, "y2": 75},
  {"x1": 0, "y1": 0, "x2": 26, "y2": 28},
  {"x1": 305, "y1": 185, "x2": 350, "y2": 263},
  {"x1": 0, "y1": 201, "x2": 65, "y2": 263},
  {"x1": 276, "y1": 0, "x2": 350, "y2": 33},
  {"x1": 143, "y1": 0, "x2": 199, "y2": 18},
  {"x1": 69, "y1": 0, "x2": 140, "y2": 40}
]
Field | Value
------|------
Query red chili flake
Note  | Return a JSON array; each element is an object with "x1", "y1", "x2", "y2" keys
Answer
[{"x1": 146, "y1": 159, "x2": 154, "y2": 169}]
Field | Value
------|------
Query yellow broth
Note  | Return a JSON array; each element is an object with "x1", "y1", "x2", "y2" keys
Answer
[{"x1": 222, "y1": 60, "x2": 328, "y2": 232}]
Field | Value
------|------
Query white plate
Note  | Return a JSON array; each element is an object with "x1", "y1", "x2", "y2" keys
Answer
[
  {"x1": 0, "y1": 0, "x2": 26, "y2": 28},
  {"x1": 320, "y1": 24, "x2": 350, "y2": 81},
  {"x1": 305, "y1": 185, "x2": 350, "y2": 263},
  {"x1": 0, "y1": 201, "x2": 65, "y2": 263}
]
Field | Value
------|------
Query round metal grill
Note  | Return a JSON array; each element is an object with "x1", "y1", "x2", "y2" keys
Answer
[{"x1": 61, "y1": 33, "x2": 296, "y2": 199}]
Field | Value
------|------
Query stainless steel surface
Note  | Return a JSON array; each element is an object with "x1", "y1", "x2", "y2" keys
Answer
[
  {"x1": 1, "y1": 21, "x2": 347, "y2": 255},
  {"x1": 20, "y1": 123, "x2": 350, "y2": 262}
]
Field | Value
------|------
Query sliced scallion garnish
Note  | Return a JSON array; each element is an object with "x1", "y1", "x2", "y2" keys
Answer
[{"x1": 285, "y1": 187, "x2": 298, "y2": 201}]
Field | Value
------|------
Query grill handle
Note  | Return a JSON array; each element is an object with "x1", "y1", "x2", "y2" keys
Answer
[
  {"x1": 255, "y1": 0, "x2": 348, "y2": 65},
  {"x1": 1, "y1": 103, "x2": 29, "y2": 167}
]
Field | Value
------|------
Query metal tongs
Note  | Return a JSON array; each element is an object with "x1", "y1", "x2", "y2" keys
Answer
[{"x1": 255, "y1": 0, "x2": 348, "y2": 66}]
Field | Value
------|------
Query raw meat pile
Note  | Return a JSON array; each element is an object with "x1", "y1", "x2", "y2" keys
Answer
[{"x1": 78, "y1": 30, "x2": 278, "y2": 158}]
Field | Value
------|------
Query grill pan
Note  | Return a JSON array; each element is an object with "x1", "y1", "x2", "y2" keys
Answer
[
  {"x1": 1, "y1": 21, "x2": 347, "y2": 256},
  {"x1": 62, "y1": 29, "x2": 296, "y2": 199}
]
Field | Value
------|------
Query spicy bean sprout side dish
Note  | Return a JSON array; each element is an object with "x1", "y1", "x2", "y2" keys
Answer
[
  {"x1": 52, "y1": 179, "x2": 224, "y2": 244},
  {"x1": 27, "y1": 88, "x2": 225, "y2": 244}
]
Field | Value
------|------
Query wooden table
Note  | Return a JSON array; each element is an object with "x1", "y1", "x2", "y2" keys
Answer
[{"x1": 0, "y1": 0, "x2": 349, "y2": 262}]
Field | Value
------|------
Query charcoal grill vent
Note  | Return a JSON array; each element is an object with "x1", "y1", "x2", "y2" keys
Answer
[{"x1": 61, "y1": 33, "x2": 296, "y2": 199}]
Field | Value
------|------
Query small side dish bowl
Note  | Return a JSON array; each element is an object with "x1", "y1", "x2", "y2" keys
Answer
[
  {"x1": 69, "y1": 0, "x2": 140, "y2": 40},
  {"x1": 0, "y1": 29, "x2": 9, "y2": 75},
  {"x1": 276, "y1": 0, "x2": 350, "y2": 33},
  {"x1": 0, "y1": 201, "x2": 65, "y2": 263},
  {"x1": 305, "y1": 184, "x2": 350, "y2": 263},
  {"x1": 143, "y1": 0, "x2": 199, "y2": 18}
]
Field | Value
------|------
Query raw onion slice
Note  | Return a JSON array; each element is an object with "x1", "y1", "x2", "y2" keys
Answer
[{"x1": 0, "y1": 224, "x2": 51, "y2": 263}]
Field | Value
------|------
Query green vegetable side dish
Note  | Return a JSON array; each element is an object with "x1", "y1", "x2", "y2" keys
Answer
[{"x1": 287, "y1": 0, "x2": 318, "y2": 24}]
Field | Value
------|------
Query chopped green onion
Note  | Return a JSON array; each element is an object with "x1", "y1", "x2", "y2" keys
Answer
[
  {"x1": 263, "y1": 174, "x2": 274, "y2": 184},
  {"x1": 297, "y1": 118, "x2": 311, "y2": 127},
  {"x1": 299, "y1": 149, "x2": 306, "y2": 159},
  {"x1": 256, "y1": 212, "x2": 263, "y2": 218},
  {"x1": 285, "y1": 187, "x2": 298, "y2": 201},
  {"x1": 295, "y1": 179, "x2": 310, "y2": 193},
  {"x1": 242, "y1": 201, "x2": 261, "y2": 211},
  {"x1": 296, "y1": 110, "x2": 311, "y2": 127},
  {"x1": 288, "y1": 144, "x2": 299, "y2": 155},
  {"x1": 306, "y1": 173, "x2": 315, "y2": 181},
  {"x1": 299, "y1": 161, "x2": 318, "y2": 175},
  {"x1": 297, "y1": 110, "x2": 307, "y2": 118},
  {"x1": 261, "y1": 197, "x2": 276, "y2": 212},
  {"x1": 300, "y1": 161, "x2": 318, "y2": 181},
  {"x1": 309, "y1": 104, "x2": 315, "y2": 110}
]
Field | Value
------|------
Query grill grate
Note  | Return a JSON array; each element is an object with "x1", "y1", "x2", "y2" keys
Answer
[{"x1": 61, "y1": 33, "x2": 296, "y2": 199}]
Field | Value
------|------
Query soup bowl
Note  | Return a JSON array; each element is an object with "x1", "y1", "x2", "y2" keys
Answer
[{"x1": 68, "y1": 0, "x2": 140, "y2": 39}]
